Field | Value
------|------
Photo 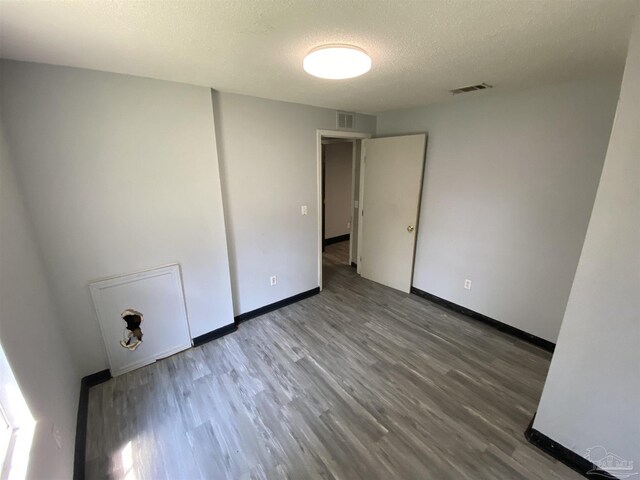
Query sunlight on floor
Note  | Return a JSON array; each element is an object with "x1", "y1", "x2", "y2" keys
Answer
[
  {"x1": 0, "y1": 343, "x2": 35, "y2": 480},
  {"x1": 121, "y1": 441, "x2": 136, "y2": 480},
  {"x1": 111, "y1": 434, "x2": 149, "y2": 480}
]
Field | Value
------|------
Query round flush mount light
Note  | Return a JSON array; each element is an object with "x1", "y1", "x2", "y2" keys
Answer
[{"x1": 303, "y1": 45, "x2": 372, "y2": 80}]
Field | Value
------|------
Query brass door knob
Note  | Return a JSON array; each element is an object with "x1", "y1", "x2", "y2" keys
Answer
[{"x1": 407, "y1": 225, "x2": 415, "y2": 232}]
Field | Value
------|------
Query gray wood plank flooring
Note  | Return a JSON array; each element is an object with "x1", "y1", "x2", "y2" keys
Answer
[{"x1": 85, "y1": 241, "x2": 578, "y2": 479}]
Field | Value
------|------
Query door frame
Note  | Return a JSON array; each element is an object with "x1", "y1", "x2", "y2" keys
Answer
[
  {"x1": 317, "y1": 129, "x2": 371, "y2": 290},
  {"x1": 348, "y1": 140, "x2": 358, "y2": 266}
]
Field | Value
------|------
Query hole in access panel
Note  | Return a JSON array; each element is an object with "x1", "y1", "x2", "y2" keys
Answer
[{"x1": 120, "y1": 309, "x2": 143, "y2": 351}]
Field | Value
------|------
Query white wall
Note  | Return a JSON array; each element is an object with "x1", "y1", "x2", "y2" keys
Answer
[
  {"x1": 213, "y1": 91, "x2": 376, "y2": 315},
  {"x1": 0, "y1": 122, "x2": 79, "y2": 479},
  {"x1": 324, "y1": 142, "x2": 353, "y2": 240},
  {"x1": 376, "y1": 77, "x2": 621, "y2": 342},
  {"x1": 0, "y1": 61, "x2": 234, "y2": 376},
  {"x1": 534, "y1": 9, "x2": 639, "y2": 473}
]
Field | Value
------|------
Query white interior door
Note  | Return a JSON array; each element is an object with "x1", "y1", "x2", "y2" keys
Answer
[{"x1": 360, "y1": 134, "x2": 426, "y2": 293}]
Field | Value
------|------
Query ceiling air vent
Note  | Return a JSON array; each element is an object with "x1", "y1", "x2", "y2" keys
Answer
[
  {"x1": 337, "y1": 111, "x2": 355, "y2": 129},
  {"x1": 449, "y1": 83, "x2": 493, "y2": 95}
]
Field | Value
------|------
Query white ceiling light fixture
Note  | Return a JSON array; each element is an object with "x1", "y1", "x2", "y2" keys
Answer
[{"x1": 303, "y1": 45, "x2": 372, "y2": 80}]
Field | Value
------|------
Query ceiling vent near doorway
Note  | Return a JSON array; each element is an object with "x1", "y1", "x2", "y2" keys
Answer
[
  {"x1": 337, "y1": 111, "x2": 355, "y2": 129},
  {"x1": 449, "y1": 83, "x2": 493, "y2": 95}
]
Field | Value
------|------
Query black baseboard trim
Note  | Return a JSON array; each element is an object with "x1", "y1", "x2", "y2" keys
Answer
[
  {"x1": 324, "y1": 234, "x2": 350, "y2": 246},
  {"x1": 235, "y1": 287, "x2": 321, "y2": 324},
  {"x1": 351, "y1": 262, "x2": 357, "y2": 268},
  {"x1": 410, "y1": 287, "x2": 555, "y2": 352},
  {"x1": 73, "y1": 287, "x2": 321, "y2": 477},
  {"x1": 74, "y1": 369, "x2": 111, "y2": 480},
  {"x1": 192, "y1": 323, "x2": 238, "y2": 347},
  {"x1": 524, "y1": 414, "x2": 613, "y2": 479}
]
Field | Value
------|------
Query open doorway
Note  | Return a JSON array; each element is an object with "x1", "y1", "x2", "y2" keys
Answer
[
  {"x1": 317, "y1": 130, "x2": 427, "y2": 293},
  {"x1": 322, "y1": 139, "x2": 353, "y2": 260},
  {"x1": 317, "y1": 130, "x2": 370, "y2": 290},
  {"x1": 322, "y1": 138, "x2": 358, "y2": 287}
]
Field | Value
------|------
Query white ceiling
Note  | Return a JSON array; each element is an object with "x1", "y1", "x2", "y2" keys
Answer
[{"x1": 0, "y1": 0, "x2": 636, "y2": 113}]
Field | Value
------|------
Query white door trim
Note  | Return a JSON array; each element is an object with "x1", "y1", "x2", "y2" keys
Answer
[
  {"x1": 357, "y1": 141, "x2": 366, "y2": 275},
  {"x1": 317, "y1": 129, "x2": 371, "y2": 290},
  {"x1": 348, "y1": 140, "x2": 356, "y2": 265}
]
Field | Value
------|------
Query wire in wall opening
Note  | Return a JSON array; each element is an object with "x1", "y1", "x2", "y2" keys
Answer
[{"x1": 120, "y1": 308, "x2": 143, "y2": 351}]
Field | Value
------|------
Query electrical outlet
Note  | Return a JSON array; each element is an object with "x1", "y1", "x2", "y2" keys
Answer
[
  {"x1": 270, "y1": 275, "x2": 277, "y2": 286},
  {"x1": 52, "y1": 424, "x2": 62, "y2": 449},
  {"x1": 301, "y1": 205, "x2": 308, "y2": 216},
  {"x1": 347, "y1": 221, "x2": 351, "y2": 229},
  {"x1": 464, "y1": 279, "x2": 472, "y2": 290}
]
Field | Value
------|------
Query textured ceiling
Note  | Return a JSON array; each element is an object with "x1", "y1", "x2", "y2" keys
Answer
[{"x1": 0, "y1": 0, "x2": 636, "y2": 113}]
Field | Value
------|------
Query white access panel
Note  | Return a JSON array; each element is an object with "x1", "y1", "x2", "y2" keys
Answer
[{"x1": 89, "y1": 263, "x2": 192, "y2": 376}]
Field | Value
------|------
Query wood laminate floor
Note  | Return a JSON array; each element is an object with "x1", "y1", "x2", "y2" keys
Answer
[
  {"x1": 85, "y1": 242, "x2": 577, "y2": 479},
  {"x1": 322, "y1": 240, "x2": 350, "y2": 266}
]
